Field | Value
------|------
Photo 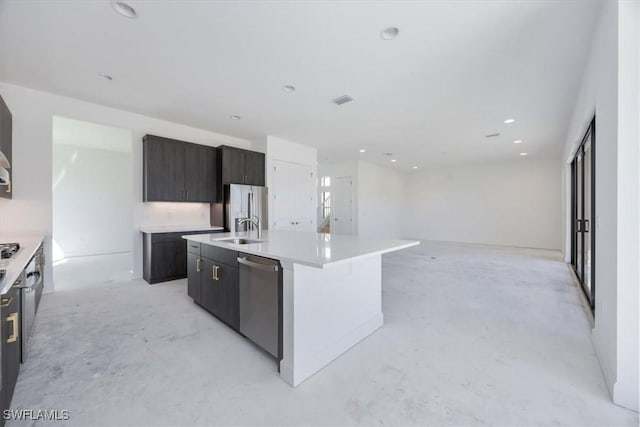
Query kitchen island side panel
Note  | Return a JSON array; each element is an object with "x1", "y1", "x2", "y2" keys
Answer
[{"x1": 279, "y1": 255, "x2": 383, "y2": 386}]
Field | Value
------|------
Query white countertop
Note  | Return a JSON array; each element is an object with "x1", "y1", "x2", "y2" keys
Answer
[
  {"x1": 140, "y1": 225, "x2": 225, "y2": 234},
  {"x1": 183, "y1": 230, "x2": 419, "y2": 268},
  {"x1": 0, "y1": 232, "x2": 46, "y2": 295}
]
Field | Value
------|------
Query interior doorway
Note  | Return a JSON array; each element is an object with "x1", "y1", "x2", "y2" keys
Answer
[
  {"x1": 571, "y1": 117, "x2": 595, "y2": 311},
  {"x1": 332, "y1": 176, "x2": 353, "y2": 235},
  {"x1": 52, "y1": 116, "x2": 134, "y2": 291}
]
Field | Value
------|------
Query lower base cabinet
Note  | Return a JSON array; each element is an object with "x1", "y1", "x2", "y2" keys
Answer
[
  {"x1": 1, "y1": 277, "x2": 22, "y2": 427},
  {"x1": 187, "y1": 245, "x2": 239, "y2": 331},
  {"x1": 187, "y1": 251, "x2": 201, "y2": 302},
  {"x1": 143, "y1": 231, "x2": 222, "y2": 284}
]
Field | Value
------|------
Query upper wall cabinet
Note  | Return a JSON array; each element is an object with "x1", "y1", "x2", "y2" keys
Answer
[
  {"x1": 0, "y1": 94, "x2": 13, "y2": 200},
  {"x1": 218, "y1": 145, "x2": 265, "y2": 187},
  {"x1": 143, "y1": 134, "x2": 217, "y2": 202}
]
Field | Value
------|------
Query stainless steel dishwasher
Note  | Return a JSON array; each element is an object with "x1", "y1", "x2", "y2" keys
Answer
[{"x1": 237, "y1": 253, "x2": 281, "y2": 358}]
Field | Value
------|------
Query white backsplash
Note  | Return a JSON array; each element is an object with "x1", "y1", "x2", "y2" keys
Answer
[{"x1": 139, "y1": 202, "x2": 210, "y2": 227}]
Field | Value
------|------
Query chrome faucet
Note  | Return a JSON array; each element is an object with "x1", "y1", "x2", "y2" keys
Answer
[{"x1": 237, "y1": 216, "x2": 262, "y2": 239}]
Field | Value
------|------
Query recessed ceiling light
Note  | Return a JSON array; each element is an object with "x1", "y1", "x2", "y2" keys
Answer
[
  {"x1": 381, "y1": 27, "x2": 399, "y2": 40},
  {"x1": 230, "y1": 115, "x2": 241, "y2": 120},
  {"x1": 359, "y1": 149, "x2": 366, "y2": 153},
  {"x1": 520, "y1": 152, "x2": 528, "y2": 156},
  {"x1": 504, "y1": 118, "x2": 515, "y2": 124},
  {"x1": 111, "y1": 1, "x2": 137, "y2": 18},
  {"x1": 391, "y1": 159, "x2": 397, "y2": 163},
  {"x1": 282, "y1": 85, "x2": 296, "y2": 93},
  {"x1": 97, "y1": 73, "x2": 113, "y2": 81},
  {"x1": 513, "y1": 140, "x2": 523, "y2": 144},
  {"x1": 412, "y1": 166, "x2": 419, "y2": 169}
]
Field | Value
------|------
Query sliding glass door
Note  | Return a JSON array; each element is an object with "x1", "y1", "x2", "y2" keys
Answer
[{"x1": 571, "y1": 117, "x2": 595, "y2": 311}]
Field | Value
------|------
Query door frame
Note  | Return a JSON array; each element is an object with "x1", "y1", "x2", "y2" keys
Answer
[{"x1": 571, "y1": 116, "x2": 596, "y2": 312}]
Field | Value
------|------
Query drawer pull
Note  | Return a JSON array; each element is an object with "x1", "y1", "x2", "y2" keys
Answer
[
  {"x1": 0, "y1": 297, "x2": 12, "y2": 308},
  {"x1": 196, "y1": 258, "x2": 201, "y2": 272},
  {"x1": 12, "y1": 280, "x2": 22, "y2": 288},
  {"x1": 6, "y1": 312, "x2": 18, "y2": 343}
]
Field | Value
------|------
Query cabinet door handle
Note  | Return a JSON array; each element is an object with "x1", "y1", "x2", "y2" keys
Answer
[
  {"x1": 5, "y1": 181, "x2": 10, "y2": 193},
  {"x1": 11, "y1": 279, "x2": 22, "y2": 289},
  {"x1": 212, "y1": 265, "x2": 220, "y2": 281},
  {"x1": 196, "y1": 258, "x2": 201, "y2": 272},
  {"x1": 6, "y1": 312, "x2": 18, "y2": 343},
  {"x1": 0, "y1": 297, "x2": 12, "y2": 308}
]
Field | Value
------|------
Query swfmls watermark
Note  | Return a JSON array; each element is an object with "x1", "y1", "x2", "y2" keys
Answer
[{"x1": 3, "y1": 409, "x2": 70, "y2": 421}]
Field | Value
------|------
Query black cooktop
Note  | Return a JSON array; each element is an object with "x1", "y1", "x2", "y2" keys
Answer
[{"x1": 0, "y1": 243, "x2": 20, "y2": 260}]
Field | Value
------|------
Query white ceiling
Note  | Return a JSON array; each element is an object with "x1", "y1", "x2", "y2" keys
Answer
[{"x1": 0, "y1": 0, "x2": 601, "y2": 169}]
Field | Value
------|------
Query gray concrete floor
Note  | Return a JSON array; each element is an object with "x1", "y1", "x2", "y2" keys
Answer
[
  {"x1": 53, "y1": 252, "x2": 133, "y2": 292},
  {"x1": 8, "y1": 241, "x2": 638, "y2": 426}
]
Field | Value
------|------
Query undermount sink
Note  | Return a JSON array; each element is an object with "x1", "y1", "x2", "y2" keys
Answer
[{"x1": 218, "y1": 238, "x2": 262, "y2": 245}]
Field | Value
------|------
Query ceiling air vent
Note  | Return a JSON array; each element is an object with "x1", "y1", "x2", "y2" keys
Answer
[
  {"x1": 485, "y1": 133, "x2": 500, "y2": 138},
  {"x1": 332, "y1": 95, "x2": 354, "y2": 106}
]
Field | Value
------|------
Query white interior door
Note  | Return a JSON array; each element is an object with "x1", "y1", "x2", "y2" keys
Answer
[
  {"x1": 294, "y1": 163, "x2": 315, "y2": 232},
  {"x1": 271, "y1": 160, "x2": 315, "y2": 231},
  {"x1": 332, "y1": 176, "x2": 353, "y2": 235},
  {"x1": 272, "y1": 161, "x2": 297, "y2": 230}
]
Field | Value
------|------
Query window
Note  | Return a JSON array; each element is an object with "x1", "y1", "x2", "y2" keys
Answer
[
  {"x1": 320, "y1": 176, "x2": 331, "y2": 187},
  {"x1": 321, "y1": 191, "x2": 331, "y2": 219}
]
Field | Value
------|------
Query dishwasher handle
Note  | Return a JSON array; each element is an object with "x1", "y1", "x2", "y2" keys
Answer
[{"x1": 237, "y1": 256, "x2": 279, "y2": 272}]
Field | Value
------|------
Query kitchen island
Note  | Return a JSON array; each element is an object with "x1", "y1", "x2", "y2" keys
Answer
[{"x1": 183, "y1": 230, "x2": 419, "y2": 386}]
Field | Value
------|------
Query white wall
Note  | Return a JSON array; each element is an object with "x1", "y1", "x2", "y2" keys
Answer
[
  {"x1": 561, "y1": 0, "x2": 639, "y2": 411},
  {"x1": 405, "y1": 156, "x2": 563, "y2": 250},
  {"x1": 613, "y1": 0, "x2": 639, "y2": 411},
  {"x1": 264, "y1": 136, "x2": 317, "y2": 232},
  {"x1": 0, "y1": 82, "x2": 250, "y2": 293},
  {"x1": 357, "y1": 161, "x2": 407, "y2": 239},
  {"x1": 317, "y1": 161, "x2": 407, "y2": 239},
  {"x1": 52, "y1": 143, "x2": 133, "y2": 258}
]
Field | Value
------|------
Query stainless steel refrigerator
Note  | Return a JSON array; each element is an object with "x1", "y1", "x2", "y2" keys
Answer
[{"x1": 223, "y1": 184, "x2": 268, "y2": 234}]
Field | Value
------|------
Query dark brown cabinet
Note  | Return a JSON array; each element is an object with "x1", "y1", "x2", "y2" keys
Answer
[
  {"x1": 184, "y1": 143, "x2": 217, "y2": 202},
  {"x1": 1, "y1": 277, "x2": 21, "y2": 421},
  {"x1": 213, "y1": 261, "x2": 239, "y2": 330},
  {"x1": 244, "y1": 151, "x2": 266, "y2": 186},
  {"x1": 143, "y1": 135, "x2": 217, "y2": 202},
  {"x1": 187, "y1": 251, "x2": 201, "y2": 302},
  {"x1": 187, "y1": 244, "x2": 239, "y2": 332},
  {"x1": 143, "y1": 231, "x2": 221, "y2": 284},
  {"x1": 219, "y1": 146, "x2": 245, "y2": 186},
  {"x1": 143, "y1": 135, "x2": 185, "y2": 201},
  {"x1": 218, "y1": 146, "x2": 265, "y2": 187}
]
